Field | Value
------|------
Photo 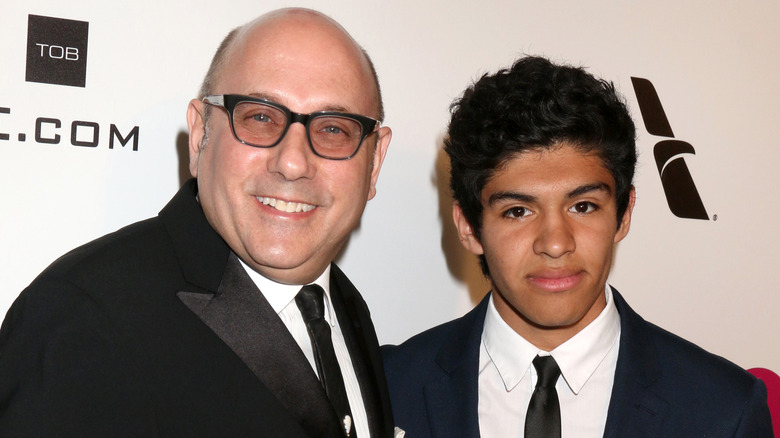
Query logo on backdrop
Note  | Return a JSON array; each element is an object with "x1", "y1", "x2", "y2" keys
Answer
[
  {"x1": 631, "y1": 77, "x2": 709, "y2": 221},
  {"x1": 0, "y1": 106, "x2": 139, "y2": 150},
  {"x1": 26, "y1": 14, "x2": 89, "y2": 88},
  {"x1": 2, "y1": 15, "x2": 139, "y2": 150}
]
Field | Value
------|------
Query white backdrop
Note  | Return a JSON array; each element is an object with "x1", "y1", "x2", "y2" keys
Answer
[{"x1": 1, "y1": 1, "x2": 778, "y2": 373}]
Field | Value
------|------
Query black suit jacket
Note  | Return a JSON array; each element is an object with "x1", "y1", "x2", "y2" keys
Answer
[
  {"x1": 382, "y1": 289, "x2": 773, "y2": 437},
  {"x1": 0, "y1": 179, "x2": 394, "y2": 437}
]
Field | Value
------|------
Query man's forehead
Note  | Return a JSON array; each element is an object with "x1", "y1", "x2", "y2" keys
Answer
[
  {"x1": 214, "y1": 13, "x2": 376, "y2": 114},
  {"x1": 230, "y1": 11, "x2": 365, "y2": 70},
  {"x1": 244, "y1": 92, "x2": 352, "y2": 114},
  {"x1": 487, "y1": 147, "x2": 616, "y2": 195},
  {"x1": 503, "y1": 145, "x2": 611, "y2": 173}
]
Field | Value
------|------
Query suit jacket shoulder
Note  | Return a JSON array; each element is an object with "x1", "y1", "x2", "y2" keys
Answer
[
  {"x1": 15, "y1": 179, "x2": 228, "y2": 299},
  {"x1": 606, "y1": 288, "x2": 773, "y2": 437},
  {"x1": 382, "y1": 295, "x2": 488, "y2": 438}
]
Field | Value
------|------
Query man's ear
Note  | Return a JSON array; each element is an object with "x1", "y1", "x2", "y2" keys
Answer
[
  {"x1": 367, "y1": 126, "x2": 392, "y2": 200},
  {"x1": 453, "y1": 202, "x2": 484, "y2": 255},
  {"x1": 615, "y1": 186, "x2": 636, "y2": 243},
  {"x1": 186, "y1": 99, "x2": 207, "y2": 178}
]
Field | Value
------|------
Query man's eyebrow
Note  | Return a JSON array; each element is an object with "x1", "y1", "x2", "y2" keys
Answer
[
  {"x1": 567, "y1": 182, "x2": 612, "y2": 199},
  {"x1": 488, "y1": 191, "x2": 536, "y2": 206},
  {"x1": 487, "y1": 182, "x2": 612, "y2": 206},
  {"x1": 246, "y1": 92, "x2": 351, "y2": 113},
  {"x1": 247, "y1": 92, "x2": 278, "y2": 101}
]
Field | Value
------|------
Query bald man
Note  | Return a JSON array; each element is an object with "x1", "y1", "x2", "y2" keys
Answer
[{"x1": 0, "y1": 9, "x2": 394, "y2": 438}]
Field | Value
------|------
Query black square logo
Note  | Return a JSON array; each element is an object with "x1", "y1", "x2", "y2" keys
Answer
[{"x1": 26, "y1": 15, "x2": 89, "y2": 88}]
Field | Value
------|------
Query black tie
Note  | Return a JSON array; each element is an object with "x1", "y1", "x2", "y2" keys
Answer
[
  {"x1": 295, "y1": 284, "x2": 356, "y2": 437},
  {"x1": 525, "y1": 355, "x2": 562, "y2": 438}
]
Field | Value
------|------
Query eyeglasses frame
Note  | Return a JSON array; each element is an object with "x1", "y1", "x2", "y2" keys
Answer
[{"x1": 202, "y1": 94, "x2": 381, "y2": 160}]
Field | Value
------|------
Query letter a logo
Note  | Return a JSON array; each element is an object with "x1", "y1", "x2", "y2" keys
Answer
[{"x1": 631, "y1": 77, "x2": 709, "y2": 220}]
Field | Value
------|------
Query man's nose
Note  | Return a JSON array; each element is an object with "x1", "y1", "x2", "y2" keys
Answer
[
  {"x1": 266, "y1": 123, "x2": 316, "y2": 181},
  {"x1": 532, "y1": 213, "x2": 576, "y2": 258}
]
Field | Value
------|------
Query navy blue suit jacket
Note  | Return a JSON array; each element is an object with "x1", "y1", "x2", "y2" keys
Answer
[{"x1": 382, "y1": 289, "x2": 773, "y2": 437}]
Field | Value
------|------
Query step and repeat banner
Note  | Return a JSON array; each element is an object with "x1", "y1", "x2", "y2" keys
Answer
[{"x1": 2, "y1": 0, "x2": 778, "y2": 377}]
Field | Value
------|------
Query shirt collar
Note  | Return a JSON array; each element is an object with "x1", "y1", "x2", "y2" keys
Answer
[
  {"x1": 238, "y1": 259, "x2": 335, "y2": 326},
  {"x1": 552, "y1": 286, "x2": 620, "y2": 394},
  {"x1": 481, "y1": 285, "x2": 620, "y2": 394},
  {"x1": 482, "y1": 293, "x2": 540, "y2": 391}
]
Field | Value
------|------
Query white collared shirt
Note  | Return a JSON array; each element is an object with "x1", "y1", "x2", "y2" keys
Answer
[
  {"x1": 240, "y1": 260, "x2": 369, "y2": 438},
  {"x1": 478, "y1": 286, "x2": 621, "y2": 438}
]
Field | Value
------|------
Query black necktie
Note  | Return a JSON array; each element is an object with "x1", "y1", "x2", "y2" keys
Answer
[
  {"x1": 295, "y1": 284, "x2": 356, "y2": 437},
  {"x1": 524, "y1": 355, "x2": 562, "y2": 438}
]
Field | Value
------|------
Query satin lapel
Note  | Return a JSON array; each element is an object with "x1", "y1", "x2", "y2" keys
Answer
[
  {"x1": 424, "y1": 296, "x2": 488, "y2": 438},
  {"x1": 602, "y1": 289, "x2": 669, "y2": 438},
  {"x1": 177, "y1": 253, "x2": 343, "y2": 438},
  {"x1": 330, "y1": 265, "x2": 392, "y2": 438}
]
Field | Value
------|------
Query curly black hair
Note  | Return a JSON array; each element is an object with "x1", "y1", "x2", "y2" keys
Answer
[{"x1": 445, "y1": 55, "x2": 637, "y2": 275}]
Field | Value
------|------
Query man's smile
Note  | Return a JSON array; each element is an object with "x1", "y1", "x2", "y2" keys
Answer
[{"x1": 257, "y1": 196, "x2": 317, "y2": 213}]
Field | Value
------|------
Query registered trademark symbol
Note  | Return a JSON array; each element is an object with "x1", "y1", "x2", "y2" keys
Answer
[{"x1": 713, "y1": 214, "x2": 718, "y2": 221}]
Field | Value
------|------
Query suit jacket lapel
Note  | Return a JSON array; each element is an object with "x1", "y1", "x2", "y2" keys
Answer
[
  {"x1": 424, "y1": 295, "x2": 488, "y2": 438},
  {"x1": 159, "y1": 179, "x2": 230, "y2": 293},
  {"x1": 603, "y1": 289, "x2": 669, "y2": 438},
  {"x1": 330, "y1": 265, "x2": 393, "y2": 438},
  {"x1": 177, "y1": 253, "x2": 343, "y2": 438}
]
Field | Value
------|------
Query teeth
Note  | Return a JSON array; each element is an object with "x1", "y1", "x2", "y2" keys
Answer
[{"x1": 259, "y1": 196, "x2": 315, "y2": 213}]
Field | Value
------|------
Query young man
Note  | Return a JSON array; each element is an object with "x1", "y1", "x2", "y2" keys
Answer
[
  {"x1": 0, "y1": 9, "x2": 394, "y2": 437},
  {"x1": 382, "y1": 56, "x2": 772, "y2": 437}
]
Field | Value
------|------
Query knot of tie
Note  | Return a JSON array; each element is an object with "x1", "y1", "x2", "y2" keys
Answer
[
  {"x1": 295, "y1": 284, "x2": 326, "y2": 323},
  {"x1": 532, "y1": 355, "x2": 561, "y2": 390}
]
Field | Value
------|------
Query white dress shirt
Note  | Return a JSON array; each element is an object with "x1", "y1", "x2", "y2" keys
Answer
[
  {"x1": 478, "y1": 286, "x2": 621, "y2": 438},
  {"x1": 240, "y1": 260, "x2": 370, "y2": 438}
]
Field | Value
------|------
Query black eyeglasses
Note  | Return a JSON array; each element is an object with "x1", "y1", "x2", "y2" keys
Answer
[{"x1": 202, "y1": 94, "x2": 380, "y2": 160}]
